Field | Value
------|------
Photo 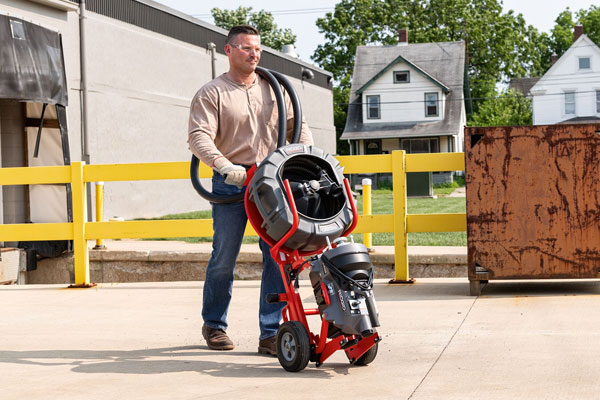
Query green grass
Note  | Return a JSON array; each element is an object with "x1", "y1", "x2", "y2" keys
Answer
[
  {"x1": 355, "y1": 189, "x2": 466, "y2": 246},
  {"x1": 432, "y1": 175, "x2": 464, "y2": 196},
  {"x1": 136, "y1": 210, "x2": 212, "y2": 220},
  {"x1": 433, "y1": 186, "x2": 458, "y2": 196},
  {"x1": 140, "y1": 187, "x2": 466, "y2": 246},
  {"x1": 134, "y1": 210, "x2": 230, "y2": 244}
]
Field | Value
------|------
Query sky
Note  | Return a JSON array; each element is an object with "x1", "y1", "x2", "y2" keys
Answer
[{"x1": 152, "y1": 0, "x2": 597, "y2": 64}]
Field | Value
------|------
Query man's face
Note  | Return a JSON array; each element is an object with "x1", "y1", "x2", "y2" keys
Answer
[{"x1": 225, "y1": 34, "x2": 261, "y2": 75}]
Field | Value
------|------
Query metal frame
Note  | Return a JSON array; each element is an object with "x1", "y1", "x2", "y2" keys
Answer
[{"x1": 250, "y1": 175, "x2": 379, "y2": 367}]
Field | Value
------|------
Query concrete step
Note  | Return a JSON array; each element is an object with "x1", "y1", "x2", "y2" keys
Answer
[{"x1": 23, "y1": 240, "x2": 467, "y2": 284}]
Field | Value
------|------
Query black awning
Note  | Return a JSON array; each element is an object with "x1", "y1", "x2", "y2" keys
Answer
[{"x1": 0, "y1": 15, "x2": 68, "y2": 105}]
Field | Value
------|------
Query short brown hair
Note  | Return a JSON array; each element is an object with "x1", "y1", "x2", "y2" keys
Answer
[{"x1": 226, "y1": 25, "x2": 260, "y2": 44}]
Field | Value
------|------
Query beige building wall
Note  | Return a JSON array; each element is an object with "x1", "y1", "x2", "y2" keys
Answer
[
  {"x1": 295, "y1": 81, "x2": 336, "y2": 152},
  {"x1": 382, "y1": 138, "x2": 399, "y2": 153},
  {"x1": 83, "y1": 11, "x2": 217, "y2": 218}
]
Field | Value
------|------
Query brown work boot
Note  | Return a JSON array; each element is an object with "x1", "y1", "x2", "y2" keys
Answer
[
  {"x1": 258, "y1": 335, "x2": 277, "y2": 356},
  {"x1": 202, "y1": 324, "x2": 234, "y2": 350}
]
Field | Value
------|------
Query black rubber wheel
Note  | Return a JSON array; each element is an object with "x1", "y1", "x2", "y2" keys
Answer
[
  {"x1": 277, "y1": 321, "x2": 311, "y2": 372},
  {"x1": 354, "y1": 342, "x2": 378, "y2": 366}
]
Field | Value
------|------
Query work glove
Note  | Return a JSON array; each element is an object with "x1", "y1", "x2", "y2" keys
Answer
[{"x1": 213, "y1": 157, "x2": 247, "y2": 188}]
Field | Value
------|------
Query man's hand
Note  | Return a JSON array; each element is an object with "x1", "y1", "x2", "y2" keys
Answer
[{"x1": 213, "y1": 157, "x2": 247, "y2": 188}]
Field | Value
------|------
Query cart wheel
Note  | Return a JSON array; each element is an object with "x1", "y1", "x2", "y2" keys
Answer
[
  {"x1": 354, "y1": 342, "x2": 378, "y2": 366},
  {"x1": 277, "y1": 321, "x2": 311, "y2": 372}
]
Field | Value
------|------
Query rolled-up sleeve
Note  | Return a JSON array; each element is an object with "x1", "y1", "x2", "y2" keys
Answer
[{"x1": 188, "y1": 87, "x2": 223, "y2": 167}]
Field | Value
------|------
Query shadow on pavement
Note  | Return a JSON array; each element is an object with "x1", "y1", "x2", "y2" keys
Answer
[
  {"x1": 0, "y1": 346, "x2": 346, "y2": 378},
  {"x1": 364, "y1": 279, "x2": 600, "y2": 301},
  {"x1": 480, "y1": 279, "x2": 600, "y2": 298}
]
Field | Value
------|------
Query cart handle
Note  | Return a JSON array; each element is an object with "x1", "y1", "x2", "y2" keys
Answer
[{"x1": 341, "y1": 178, "x2": 358, "y2": 237}]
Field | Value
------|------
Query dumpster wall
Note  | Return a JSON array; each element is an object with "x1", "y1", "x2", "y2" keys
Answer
[{"x1": 465, "y1": 124, "x2": 600, "y2": 280}]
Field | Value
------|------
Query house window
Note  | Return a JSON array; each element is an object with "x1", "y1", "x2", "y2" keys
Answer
[
  {"x1": 597, "y1": 90, "x2": 600, "y2": 113},
  {"x1": 393, "y1": 71, "x2": 410, "y2": 83},
  {"x1": 364, "y1": 139, "x2": 382, "y2": 154},
  {"x1": 400, "y1": 138, "x2": 439, "y2": 154},
  {"x1": 425, "y1": 92, "x2": 439, "y2": 117},
  {"x1": 564, "y1": 91, "x2": 576, "y2": 115},
  {"x1": 9, "y1": 20, "x2": 26, "y2": 40},
  {"x1": 366, "y1": 95, "x2": 380, "y2": 119},
  {"x1": 579, "y1": 57, "x2": 591, "y2": 70}
]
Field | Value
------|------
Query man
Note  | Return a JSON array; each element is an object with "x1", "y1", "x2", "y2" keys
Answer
[{"x1": 188, "y1": 25, "x2": 313, "y2": 355}]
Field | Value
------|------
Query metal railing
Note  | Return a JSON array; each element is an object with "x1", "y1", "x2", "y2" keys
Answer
[{"x1": 0, "y1": 151, "x2": 466, "y2": 285}]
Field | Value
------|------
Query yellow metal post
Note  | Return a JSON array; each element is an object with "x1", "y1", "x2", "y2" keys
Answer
[
  {"x1": 70, "y1": 161, "x2": 93, "y2": 287},
  {"x1": 362, "y1": 178, "x2": 373, "y2": 250},
  {"x1": 391, "y1": 150, "x2": 412, "y2": 283},
  {"x1": 93, "y1": 182, "x2": 105, "y2": 249}
]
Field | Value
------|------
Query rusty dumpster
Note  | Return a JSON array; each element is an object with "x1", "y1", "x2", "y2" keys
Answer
[{"x1": 465, "y1": 124, "x2": 600, "y2": 295}]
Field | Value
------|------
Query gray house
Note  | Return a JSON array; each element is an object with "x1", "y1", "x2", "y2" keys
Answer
[{"x1": 342, "y1": 31, "x2": 467, "y2": 192}]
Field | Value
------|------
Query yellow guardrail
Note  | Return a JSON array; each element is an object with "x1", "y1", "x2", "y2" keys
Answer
[
  {"x1": 0, "y1": 151, "x2": 466, "y2": 285},
  {"x1": 361, "y1": 178, "x2": 373, "y2": 250}
]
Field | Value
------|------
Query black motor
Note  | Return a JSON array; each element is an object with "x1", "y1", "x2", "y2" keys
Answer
[{"x1": 309, "y1": 237, "x2": 380, "y2": 338}]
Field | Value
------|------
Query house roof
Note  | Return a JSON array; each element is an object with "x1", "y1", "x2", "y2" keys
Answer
[
  {"x1": 342, "y1": 41, "x2": 466, "y2": 141},
  {"x1": 509, "y1": 77, "x2": 540, "y2": 96},
  {"x1": 531, "y1": 34, "x2": 600, "y2": 93},
  {"x1": 355, "y1": 54, "x2": 450, "y2": 95},
  {"x1": 558, "y1": 116, "x2": 600, "y2": 124}
]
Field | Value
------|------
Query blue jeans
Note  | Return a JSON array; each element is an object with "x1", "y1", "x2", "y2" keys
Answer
[{"x1": 202, "y1": 172, "x2": 285, "y2": 340}]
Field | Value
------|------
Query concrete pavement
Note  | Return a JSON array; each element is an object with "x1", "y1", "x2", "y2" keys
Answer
[
  {"x1": 2, "y1": 278, "x2": 600, "y2": 399},
  {"x1": 447, "y1": 186, "x2": 466, "y2": 197}
]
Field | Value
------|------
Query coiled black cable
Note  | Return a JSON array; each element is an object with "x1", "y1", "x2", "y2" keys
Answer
[
  {"x1": 190, "y1": 66, "x2": 300, "y2": 203},
  {"x1": 320, "y1": 254, "x2": 374, "y2": 291}
]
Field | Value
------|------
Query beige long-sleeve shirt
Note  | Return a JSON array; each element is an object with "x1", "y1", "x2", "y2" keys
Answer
[{"x1": 188, "y1": 73, "x2": 313, "y2": 167}]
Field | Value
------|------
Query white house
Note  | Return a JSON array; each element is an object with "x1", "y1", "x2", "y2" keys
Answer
[{"x1": 531, "y1": 27, "x2": 600, "y2": 125}]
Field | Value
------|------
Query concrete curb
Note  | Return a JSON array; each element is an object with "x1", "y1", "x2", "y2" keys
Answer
[
  {"x1": 89, "y1": 249, "x2": 467, "y2": 265},
  {"x1": 24, "y1": 243, "x2": 468, "y2": 284}
]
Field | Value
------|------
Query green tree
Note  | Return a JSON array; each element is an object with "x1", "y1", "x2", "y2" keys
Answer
[
  {"x1": 314, "y1": 0, "x2": 548, "y2": 93},
  {"x1": 333, "y1": 77, "x2": 351, "y2": 154},
  {"x1": 469, "y1": 89, "x2": 532, "y2": 127},
  {"x1": 312, "y1": 0, "x2": 549, "y2": 152},
  {"x1": 579, "y1": 5, "x2": 600, "y2": 45},
  {"x1": 550, "y1": 9, "x2": 576, "y2": 58},
  {"x1": 211, "y1": 6, "x2": 297, "y2": 51},
  {"x1": 550, "y1": 6, "x2": 600, "y2": 58}
]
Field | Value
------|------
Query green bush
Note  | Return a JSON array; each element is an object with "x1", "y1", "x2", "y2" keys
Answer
[
  {"x1": 432, "y1": 174, "x2": 465, "y2": 189},
  {"x1": 433, "y1": 181, "x2": 457, "y2": 189},
  {"x1": 378, "y1": 178, "x2": 393, "y2": 190}
]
